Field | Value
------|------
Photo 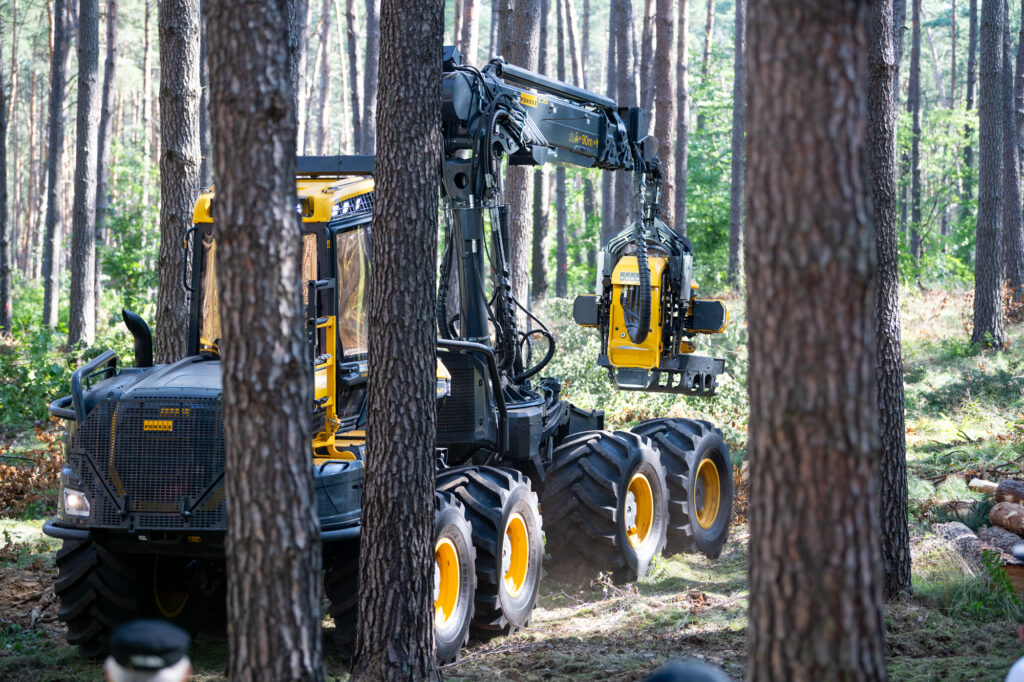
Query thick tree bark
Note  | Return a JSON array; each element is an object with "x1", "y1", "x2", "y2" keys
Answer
[
  {"x1": 612, "y1": 0, "x2": 636, "y2": 231},
  {"x1": 600, "y1": 12, "x2": 616, "y2": 242},
  {"x1": 963, "y1": 0, "x2": 978, "y2": 222},
  {"x1": 154, "y1": 0, "x2": 201, "y2": 365},
  {"x1": 973, "y1": 0, "x2": 1005, "y2": 348},
  {"x1": 68, "y1": 0, "x2": 101, "y2": 346},
  {"x1": 460, "y1": 0, "x2": 479, "y2": 63},
  {"x1": 351, "y1": 0, "x2": 443, "y2": 678},
  {"x1": 531, "y1": 0, "x2": 549, "y2": 302},
  {"x1": 500, "y1": 0, "x2": 541, "y2": 307},
  {"x1": 94, "y1": 0, "x2": 118, "y2": 311},
  {"x1": 362, "y1": 0, "x2": 380, "y2": 153},
  {"x1": 0, "y1": 24, "x2": 9, "y2": 333},
  {"x1": 653, "y1": 0, "x2": 674, "y2": 226},
  {"x1": 1002, "y1": 0, "x2": 1024, "y2": 293},
  {"x1": 745, "y1": 2, "x2": 887, "y2": 678},
  {"x1": 869, "y1": 0, "x2": 911, "y2": 601},
  {"x1": 317, "y1": 0, "x2": 332, "y2": 155},
  {"x1": 1015, "y1": 2, "x2": 1024, "y2": 174},
  {"x1": 42, "y1": 0, "x2": 70, "y2": 330},
  {"x1": 346, "y1": 0, "x2": 362, "y2": 152},
  {"x1": 205, "y1": 1, "x2": 323, "y2": 679},
  {"x1": 199, "y1": 0, "x2": 211, "y2": 187},
  {"x1": 909, "y1": 0, "x2": 922, "y2": 267},
  {"x1": 674, "y1": 0, "x2": 689, "y2": 236},
  {"x1": 726, "y1": 0, "x2": 745, "y2": 289},
  {"x1": 288, "y1": 0, "x2": 310, "y2": 151},
  {"x1": 554, "y1": 0, "x2": 567, "y2": 298}
]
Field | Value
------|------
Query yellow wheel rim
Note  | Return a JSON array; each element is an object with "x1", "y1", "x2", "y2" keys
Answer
[
  {"x1": 695, "y1": 457, "x2": 721, "y2": 530},
  {"x1": 434, "y1": 537, "x2": 460, "y2": 628},
  {"x1": 153, "y1": 556, "x2": 188, "y2": 619},
  {"x1": 626, "y1": 472, "x2": 654, "y2": 548},
  {"x1": 503, "y1": 513, "x2": 529, "y2": 598}
]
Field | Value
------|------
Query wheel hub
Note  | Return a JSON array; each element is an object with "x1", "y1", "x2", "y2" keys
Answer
[
  {"x1": 625, "y1": 491, "x2": 638, "y2": 531},
  {"x1": 625, "y1": 472, "x2": 654, "y2": 549}
]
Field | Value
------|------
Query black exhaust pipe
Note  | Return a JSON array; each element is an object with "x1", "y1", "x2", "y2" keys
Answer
[{"x1": 122, "y1": 309, "x2": 153, "y2": 368}]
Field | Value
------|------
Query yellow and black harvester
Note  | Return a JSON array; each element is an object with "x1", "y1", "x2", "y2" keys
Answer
[{"x1": 43, "y1": 47, "x2": 732, "y2": 664}]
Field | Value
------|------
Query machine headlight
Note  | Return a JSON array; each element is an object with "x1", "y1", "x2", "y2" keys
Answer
[
  {"x1": 63, "y1": 488, "x2": 90, "y2": 518},
  {"x1": 436, "y1": 377, "x2": 452, "y2": 400}
]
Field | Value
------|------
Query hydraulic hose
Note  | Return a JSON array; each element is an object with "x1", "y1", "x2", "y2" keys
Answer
[{"x1": 623, "y1": 221, "x2": 652, "y2": 344}]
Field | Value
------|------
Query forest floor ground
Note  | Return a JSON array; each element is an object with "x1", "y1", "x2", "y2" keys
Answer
[{"x1": 1, "y1": 289, "x2": 1023, "y2": 680}]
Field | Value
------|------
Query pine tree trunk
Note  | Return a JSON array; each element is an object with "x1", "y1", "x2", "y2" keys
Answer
[
  {"x1": 491, "y1": 0, "x2": 500, "y2": 54},
  {"x1": 962, "y1": 0, "x2": 978, "y2": 222},
  {"x1": 554, "y1": 0, "x2": 567, "y2": 298},
  {"x1": 204, "y1": 1, "x2": 324, "y2": 678},
  {"x1": 674, "y1": 0, "x2": 689, "y2": 236},
  {"x1": 289, "y1": 0, "x2": 310, "y2": 152},
  {"x1": 581, "y1": 0, "x2": 590, "y2": 85},
  {"x1": 700, "y1": 0, "x2": 714, "y2": 84},
  {"x1": 923, "y1": 11, "x2": 948, "y2": 108},
  {"x1": 142, "y1": 0, "x2": 152, "y2": 170},
  {"x1": 600, "y1": 12, "x2": 616, "y2": 242},
  {"x1": 346, "y1": 0, "x2": 363, "y2": 152},
  {"x1": 653, "y1": 0, "x2": 674, "y2": 226},
  {"x1": 68, "y1": 0, "x2": 101, "y2": 346},
  {"x1": 974, "y1": 0, "x2": 1006, "y2": 348},
  {"x1": 1015, "y1": 1, "x2": 1024, "y2": 182},
  {"x1": 909, "y1": 0, "x2": 922, "y2": 267},
  {"x1": 0, "y1": 23, "x2": 9, "y2": 333},
  {"x1": 563, "y1": 0, "x2": 582, "y2": 85},
  {"x1": 869, "y1": 0, "x2": 911, "y2": 602},
  {"x1": 460, "y1": 0, "x2": 479, "y2": 63},
  {"x1": 454, "y1": 0, "x2": 464, "y2": 45},
  {"x1": 531, "y1": 0, "x2": 549, "y2": 302},
  {"x1": 362, "y1": 0, "x2": 380, "y2": 153},
  {"x1": 352, "y1": 0, "x2": 443, "y2": 677},
  {"x1": 42, "y1": 0, "x2": 69, "y2": 330},
  {"x1": 317, "y1": 0, "x2": 332, "y2": 155},
  {"x1": 745, "y1": 3, "x2": 887, "y2": 677},
  {"x1": 639, "y1": 0, "x2": 655, "y2": 113},
  {"x1": 199, "y1": 0, "x2": 211, "y2": 187},
  {"x1": 726, "y1": 0, "x2": 745, "y2": 288},
  {"x1": 612, "y1": 0, "x2": 635, "y2": 231},
  {"x1": 94, "y1": 0, "x2": 118, "y2": 313},
  {"x1": 952, "y1": 0, "x2": 958, "y2": 107},
  {"x1": 500, "y1": 0, "x2": 541, "y2": 307},
  {"x1": 7, "y1": 0, "x2": 18, "y2": 272},
  {"x1": 332, "y1": 0, "x2": 351, "y2": 152},
  {"x1": 154, "y1": 0, "x2": 201, "y2": 364},
  {"x1": 303, "y1": 29, "x2": 322, "y2": 155},
  {"x1": 1002, "y1": 0, "x2": 1024, "y2": 293}
]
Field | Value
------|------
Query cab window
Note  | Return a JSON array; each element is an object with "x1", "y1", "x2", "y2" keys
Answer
[{"x1": 336, "y1": 227, "x2": 370, "y2": 357}]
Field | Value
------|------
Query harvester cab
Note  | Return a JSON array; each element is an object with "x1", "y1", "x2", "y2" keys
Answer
[{"x1": 42, "y1": 47, "x2": 735, "y2": 665}]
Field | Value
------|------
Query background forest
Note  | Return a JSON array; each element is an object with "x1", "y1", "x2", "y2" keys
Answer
[{"x1": 2, "y1": 0, "x2": 1024, "y2": 679}]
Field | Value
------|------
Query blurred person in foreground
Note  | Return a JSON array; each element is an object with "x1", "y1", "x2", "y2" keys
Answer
[{"x1": 103, "y1": 619, "x2": 191, "y2": 682}]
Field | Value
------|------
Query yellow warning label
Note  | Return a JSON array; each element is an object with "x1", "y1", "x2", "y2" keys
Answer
[
  {"x1": 143, "y1": 420, "x2": 173, "y2": 432},
  {"x1": 520, "y1": 92, "x2": 537, "y2": 108}
]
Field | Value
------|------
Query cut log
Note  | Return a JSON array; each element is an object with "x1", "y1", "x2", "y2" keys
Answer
[
  {"x1": 969, "y1": 478, "x2": 999, "y2": 495},
  {"x1": 938, "y1": 499, "x2": 977, "y2": 520},
  {"x1": 934, "y1": 521, "x2": 986, "y2": 573},
  {"x1": 990, "y1": 502, "x2": 1024, "y2": 535},
  {"x1": 995, "y1": 480, "x2": 1024, "y2": 505},
  {"x1": 979, "y1": 525, "x2": 1024, "y2": 557}
]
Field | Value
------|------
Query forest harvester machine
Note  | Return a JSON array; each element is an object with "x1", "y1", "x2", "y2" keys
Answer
[{"x1": 43, "y1": 47, "x2": 733, "y2": 663}]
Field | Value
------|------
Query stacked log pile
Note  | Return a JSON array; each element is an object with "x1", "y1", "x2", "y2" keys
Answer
[{"x1": 941, "y1": 478, "x2": 1024, "y2": 593}]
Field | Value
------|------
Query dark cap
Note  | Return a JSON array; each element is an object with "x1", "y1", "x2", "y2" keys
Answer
[{"x1": 109, "y1": 620, "x2": 191, "y2": 671}]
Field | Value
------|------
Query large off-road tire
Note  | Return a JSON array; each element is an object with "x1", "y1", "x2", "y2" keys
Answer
[
  {"x1": 323, "y1": 492, "x2": 477, "y2": 664},
  {"x1": 542, "y1": 430, "x2": 669, "y2": 584},
  {"x1": 632, "y1": 418, "x2": 733, "y2": 559},
  {"x1": 436, "y1": 466, "x2": 543, "y2": 638},
  {"x1": 432, "y1": 491, "x2": 476, "y2": 663},
  {"x1": 54, "y1": 540, "x2": 204, "y2": 658}
]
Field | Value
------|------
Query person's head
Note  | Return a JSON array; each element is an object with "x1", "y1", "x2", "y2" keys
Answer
[{"x1": 103, "y1": 620, "x2": 192, "y2": 682}]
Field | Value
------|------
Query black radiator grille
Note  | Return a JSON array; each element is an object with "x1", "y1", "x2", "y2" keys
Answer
[
  {"x1": 67, "y1": 398, "x2": 226, "y2": 531},
  {"x1": 437, "y1": 367, "x2": 477, "y2": 434}
]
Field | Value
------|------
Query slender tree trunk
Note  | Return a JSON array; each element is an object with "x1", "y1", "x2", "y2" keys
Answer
[
  {"x1": 952, "y1": 0, "x2": 958, "y2": 107},
  {"x1": 346, "y1": 0, "x2": 363, "y2": 152},
  {"x1": 909, "y1": 0, "x2": 922, "y2": 267},
  {"x1": 42, "y1": 0, "x2": 70, "y2": 330},
  {"x1": 530, "y1": 0, "x2": 549, "y2": 300},
  {"x1": 454, "y1": 0, "x2": 464, "y2": 45},
  {"x1": 639, "y1": 0, "x2": 655, "y2": 113},
  {"x1": 7, "y1": 0, "x2": 18, "y2": 281},
  {"x1": 653, "y1": 0, "x2": 674, "y2": 226},
  {"x1": 1002, "y1": 0, "x2": 1024, "y2": 291},
  {"x1": 600, "y1": 12, "x2": 616, "y2": 242},
  {"x1": 94, "y1": 0, "x2": 117, "y2": 314},
  {"x1": 727, "y1": 0, "x2": 745, "y2": 288},
  {"x1": 922, "y1": 9, "x2": 948, "y2": 108},
  {"x1": 700, "y1": 0, "x2": 714, "y2": 84},
  {"x1": 142, "y1": 0, "x2": 152, "y2": 169},
  {"x1": 289, "y1": 0, "x2": 310, "y2": 152},
  {"x1": 0, "y1": 24, "x2": 9, "y2": 333},
  {"x1": 501, "y1": 0, "x2": 541, "y2": 307},
  {"x1": 491, "y1": 0, "x2": 500, "y2": 54},
  {"x1": 68, "y1": 0, "x2": 101, "y2": 346},
  {"x1": 460, "y1": 0, "x2": 479, "y2": 63},
  {"x1": 582, "y1": 0, "x2": 590, "y2": 85},
  {"x1": 303, "y1": 20, "x2": 322, "y2": 155},
  {"x1": 963, "y1": 0, "x2": 978, "y2": 222},
  {"x1": 332, "y1": 0, "x2": 350, "y2": 152},
  {"x1": 973, "y1": 0, "x2": 1005, "y2": 348},
  {"x1": 555, "y1": 0, "x2": 568, "y2": 297},
  {"x1": 1015, "y1": 1, "x2": 1024, "y2": 178},
  {"x1": 612, "y1": 0, "x2": 636, "y2": 231},
  {"x1": 352, "y1": 0, "x2": 443, "y2": 677},
  {"x1": 869, "y1": 0, "x2": 911, "y2": 602},
  {"x1": 317, "y1": 0, "x2": 332, "y2": 155},
  {"x1": 563, "y1": 0, "x2": 582, "y2": 85},
  {"x1": 362, "y1": 0, "x2": 380, "y2": 153},
  {"x1": 745, "y1": 2, "x2": 887, "y2": 677},
  {"x1": 199, "y1": 0, "x2": 211, "y2": 187},
  {"x1": 531, "y1": 0, "x2": 549, "y2": 301},
  {"x1": 205, "y1": 0, "x2": 323, "y2": 678},
  {"x1": 674, "y1": 0, "x2": 690, "y2": 236},
  {"x1": 154, "y1": 0, "x2": 201, "y2": 364}
]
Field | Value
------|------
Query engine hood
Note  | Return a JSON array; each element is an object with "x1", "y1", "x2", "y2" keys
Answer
[{"x1": 81, "y1": 356, "x2": 221, "y2": 415}]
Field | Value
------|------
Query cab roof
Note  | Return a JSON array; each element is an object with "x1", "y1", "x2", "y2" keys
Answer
[{"x1": 192, "y1": 175, "x2": 375, "y2": 224}]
